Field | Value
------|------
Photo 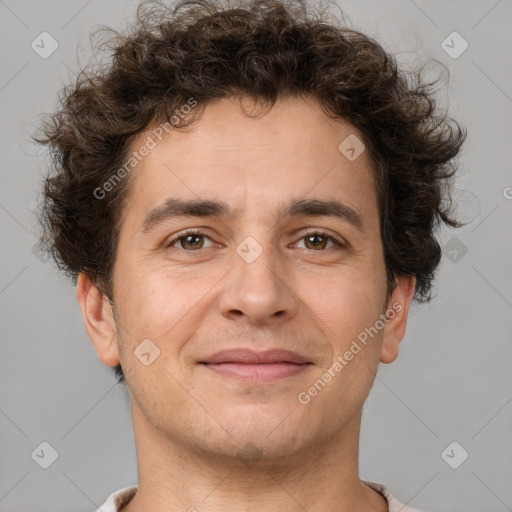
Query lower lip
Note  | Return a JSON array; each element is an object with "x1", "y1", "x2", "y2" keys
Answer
[{"x1": 202, "y1": 362, "x2": 311, "y2": 381}]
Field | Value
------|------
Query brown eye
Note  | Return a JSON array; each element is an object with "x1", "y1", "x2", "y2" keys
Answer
[
  {"x1": 178, "y1": 234, "x2": 205, "y2": 250},
  {"x1": 304, "y1": 234, "x2": 329, "y2": 250},
  {"x1": 167, "y1": 231, "x2": 214, "y2": 251},
  {"x1": 295, "y1": 231, "x2": 344, "y2": 251}
]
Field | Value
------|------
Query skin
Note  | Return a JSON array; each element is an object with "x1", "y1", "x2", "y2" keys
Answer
[{"x1": 77, "y1": 94, "x2": 415, "y2": 512}]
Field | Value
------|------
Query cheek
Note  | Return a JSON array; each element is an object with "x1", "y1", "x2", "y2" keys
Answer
[
  {"x1": 308, "y1": 268, "x2": 385, "y2": 349},
  {"x1": 114, "y1": 263, "x2": 219, "y2": 353},
  {"x1": 114, "y1": 273, "x2": 196, "y2": 401}
]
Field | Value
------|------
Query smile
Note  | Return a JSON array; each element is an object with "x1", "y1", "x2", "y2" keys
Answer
[{"x1": 201, "y1": 362, "x2": 312, "y2": 381}]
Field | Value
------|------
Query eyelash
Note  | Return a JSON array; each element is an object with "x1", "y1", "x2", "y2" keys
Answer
[{"x1": 165, "y1": 228, "x2": 346, "y2": 252}]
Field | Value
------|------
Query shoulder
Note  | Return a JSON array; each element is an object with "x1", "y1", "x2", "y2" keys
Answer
[
  {"x1": 362, "y1": 480, "x2": 427, "y2": 512},
  {"x1": 94, "y1": 486, "x2": 137, "y2": 512}
]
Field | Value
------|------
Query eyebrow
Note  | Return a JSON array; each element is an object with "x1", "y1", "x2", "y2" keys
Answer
[{"x1": 141, "y1": 197, "x2": 366, "y2": 234}]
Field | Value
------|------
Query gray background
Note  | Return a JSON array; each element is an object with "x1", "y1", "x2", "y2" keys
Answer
[{"x1": 1, "y1": 0, "x2": 511, "y2": 511}]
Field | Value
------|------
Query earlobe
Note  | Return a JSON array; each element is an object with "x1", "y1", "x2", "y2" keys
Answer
[
  {"x1": 76, "y1": 273, "x2": 120, "y2": 367},
  {"x1": 380, "y1": 331, "x2": 400, "y2": 364},
  {"x1": 379, "y1": 275, "x2": 416, "y2": 364}
]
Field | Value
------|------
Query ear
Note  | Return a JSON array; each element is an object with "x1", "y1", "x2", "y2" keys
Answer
[
  {"x1": 380, "y1": 275, "x2": 416, "y2": 364},
  {"x1": 76, "y1": 272, "x2": 120, "y2": 367}
]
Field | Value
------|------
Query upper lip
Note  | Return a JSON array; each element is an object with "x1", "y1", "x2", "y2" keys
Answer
[{"x1": 200, "y1": 349, "x2": 311, "y2": 365}]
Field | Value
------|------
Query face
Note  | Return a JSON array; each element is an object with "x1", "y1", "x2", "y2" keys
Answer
[{"x1": 80, "y1": 94, "x2": 414, "y2": 463}]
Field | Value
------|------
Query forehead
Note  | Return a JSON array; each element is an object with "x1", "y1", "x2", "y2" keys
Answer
[{"x1": 123, "y1": 95, "x2": 379, "y2": 229}]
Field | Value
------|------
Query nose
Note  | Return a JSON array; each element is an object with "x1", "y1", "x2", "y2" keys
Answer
[{"x1": 218, "y1": 239, "x2": 299, "y2": 326}]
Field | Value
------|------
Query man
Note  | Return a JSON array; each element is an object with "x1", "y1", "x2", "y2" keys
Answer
[{"x1": 35, "y1": 0, "x2": 466, "y2": 510}]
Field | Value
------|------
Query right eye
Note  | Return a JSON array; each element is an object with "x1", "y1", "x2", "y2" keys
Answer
[{"x1": 166, "y1": 230, "x2": 215, "y2": 251}]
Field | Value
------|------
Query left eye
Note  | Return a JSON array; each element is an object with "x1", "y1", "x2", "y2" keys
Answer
[{"x1": 294, "y1": 232, "x2": 341, "y2": 251}]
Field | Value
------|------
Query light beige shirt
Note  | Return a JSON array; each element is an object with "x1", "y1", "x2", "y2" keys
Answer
[{"x1": 95, "y1": 481, "x2": 425, "y2": 511}]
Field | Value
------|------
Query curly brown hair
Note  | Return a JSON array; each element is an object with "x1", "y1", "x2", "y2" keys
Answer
[{"x1": 34, "y1": 0, "x2": 466, "y2": 384}]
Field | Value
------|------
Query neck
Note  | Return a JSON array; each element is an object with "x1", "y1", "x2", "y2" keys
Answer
[{"x1": 121, "y1": 400, "x2": 388, "y2": 512}]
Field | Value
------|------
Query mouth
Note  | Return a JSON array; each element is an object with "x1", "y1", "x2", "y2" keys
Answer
[
  {"x1": 201, "y1": 362, "x2": 312, "y2": 381},
  {"x1": 199, "y1": 348, "x2": 313, "y2": 382}
]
